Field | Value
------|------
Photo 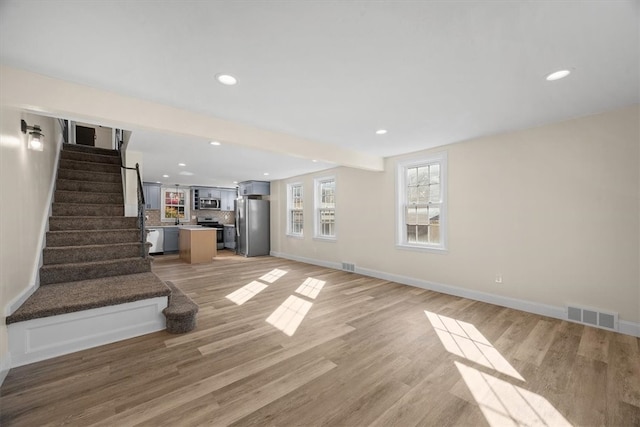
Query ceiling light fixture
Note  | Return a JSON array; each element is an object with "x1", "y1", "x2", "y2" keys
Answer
[
  {"x1": 162, "y1": 174, "x2": 169, "y2": 178},
  {"x1": 375, "y1": 129, "x2": 387, "y2": 135},
  {"x1": 178, "y1": 163, "x2": 186, "y2": 167},
  {"x1": 216, "y1": 74, "x2": 237, "y2": 85},
  {"x1": 546, "y1": 69, "x2": 571, "y2": 81},
  {"x1": 210, "y1": 141, "x2": 221, "y2": 146},
  {"x1": 312, "y1": 159, "x2": 318, "y2": 163},
  {"x1": 233, "y1": 181, "x2": 238, "y2": 184},
  {"x1": 263, "y1": 172, "x2": 270, "y2": 176}
]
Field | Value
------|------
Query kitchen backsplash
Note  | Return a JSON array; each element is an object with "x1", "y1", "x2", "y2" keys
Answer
[{"x1": 145, "y1": 209, "x2": 235, "y2": 226}]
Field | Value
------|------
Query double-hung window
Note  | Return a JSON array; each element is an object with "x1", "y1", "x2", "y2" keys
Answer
[
  {"x1": 287, "y1": 183, "x2": 304, "y2": 237},
  {"x1": 161, "y1": 187, "x2": 190, "y2": 222},
  {"x1": 314, "y1": 176, "x2": 336, "y2": 239},
  {"x1": 397, "y1": 152, "x2": 447, "y2": 251}
]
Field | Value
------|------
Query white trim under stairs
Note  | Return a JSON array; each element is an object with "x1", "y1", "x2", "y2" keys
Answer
[{"x1": 8, "y1": 297, "x2": 168, "y2": 368}]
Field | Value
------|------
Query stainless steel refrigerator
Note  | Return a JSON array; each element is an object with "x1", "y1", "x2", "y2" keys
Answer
[{"x1": 236, "y1": 198, "x2": 270, "y2": 257}]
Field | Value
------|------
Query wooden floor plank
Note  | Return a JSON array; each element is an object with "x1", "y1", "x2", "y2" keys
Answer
[{"x1": 1, "y1": 253, "x2": 638, "y2": 427}]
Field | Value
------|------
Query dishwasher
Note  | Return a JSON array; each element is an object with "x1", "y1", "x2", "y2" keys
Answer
[{"x1": 146, "y1": 228, "x2": 164, "y2": 254}]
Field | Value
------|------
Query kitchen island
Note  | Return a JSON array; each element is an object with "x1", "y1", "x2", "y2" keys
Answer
[{"x1": 179, "y1": 227, "x2": 217, "y2": 264}]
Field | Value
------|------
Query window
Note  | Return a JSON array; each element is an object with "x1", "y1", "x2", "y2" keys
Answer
[
  {"x1": 314, "y1": 176, "x2": 336, "y2": 239},
  {"x1": 397, "y1": 152, "x2": 447, "y2": 251},
  {"x1": 287, "y1": 183, "x2": 304, "y2": 237},
  {"x1": 161, "y1": 187, "x2": 190, "y2": 222}
]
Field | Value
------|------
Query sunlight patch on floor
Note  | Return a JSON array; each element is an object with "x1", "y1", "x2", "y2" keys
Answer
[
  {"x1": 295, "y1": 277, "x2": 326, "y2": 300},
  {"x1": 425, "y1": 310, "x2": 524, "y2": 381},
  {"x1": 226, "y1": 281, "x2": 268, "y2": 305},
  {"x1": 266, "y1": 295, "x2": 313, "y2": 336},
  {"x1": 259, "y1": 268, "x2": 288, "y2": 283},
  {"x1": 455, "y1": 362, "x2": 572, "y2": 427}
]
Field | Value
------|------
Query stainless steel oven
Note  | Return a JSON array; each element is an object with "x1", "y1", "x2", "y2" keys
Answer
[{"x1": 196, "y1": 217, "x2": 224, "y2": 249}]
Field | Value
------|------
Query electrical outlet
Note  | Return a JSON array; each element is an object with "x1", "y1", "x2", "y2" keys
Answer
[{"x1": 495, "y1": 274, "x2": 503, "y2": 284}]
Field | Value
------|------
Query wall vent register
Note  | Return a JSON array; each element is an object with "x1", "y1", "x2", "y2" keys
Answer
[{"x1": 566, "y1": 305, "x2": 618, "y2": 331}]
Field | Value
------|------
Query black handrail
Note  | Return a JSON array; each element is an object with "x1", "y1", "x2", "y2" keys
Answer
[{"x1": 117, "y1": 133, "x2": 147, "y2": 258}]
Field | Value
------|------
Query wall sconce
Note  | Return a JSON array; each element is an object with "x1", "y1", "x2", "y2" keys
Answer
[{"x1": 21, "y1": 119, "x2": 44, "y2": 151}]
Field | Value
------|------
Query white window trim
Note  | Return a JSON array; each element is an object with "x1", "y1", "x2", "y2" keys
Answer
[
  {"x1": 314, "y1": 175, "x2": 337, "y2": 241},
  {"x1": 286, "y1": 182, "x2": 304, "y2": 238},
  {"x1": 396, "y1": 152, "x2": 448, "y2": 253},
  {"x1": 160, "y1": 187, "x2": 191, "y2": 223}
]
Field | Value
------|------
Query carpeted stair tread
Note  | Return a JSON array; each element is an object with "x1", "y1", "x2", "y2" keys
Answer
[
  {"x1": 58, "y1": 169, "x2": 122, "y2": 183},
  {"x1": 55, "y1": 190, "x2": 124, "y2": 205},
  {"x1": 56, "y1": 179, "x2": 122, "y2": 193},
  {"x1": 6, "y1": 273, "x2": 170, "y2": 324},
  {"x1": 49, "y1": 216, "x2": 138, "y2": 231},
  {"x1": 40, "y1": 257, "x2": 151, "y2": 285},
  {"x1": 62, "y1": 143, "x2": 119, "y2": 157},
  {"x1": 52, "y1": 203, "x2": 124, "y2": 217},
  {"x1": 60, "y1": 158, "x2": 121, "y2": 173},
  {"x1": 46, "y1": 229, "x2": 142, "y2": 246},
  {"x1": 61, "y1": 150, "x2": 121, "y2": 165},
  {"x1": 43, "y1": 242, "x2": 149, "y2": 264},
  {"x1": 163, "y1": 281, "x2": 199, "y2": 334}
]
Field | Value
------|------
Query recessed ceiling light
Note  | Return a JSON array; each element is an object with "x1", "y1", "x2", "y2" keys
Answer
[
  {"x1": 178, "y1": 163, "x2": 186, "y2": 167},
  {"x1": 179, "y1": 171, "x2": 194, "y2": 176},
  {"x1": 376, "y1": 129, "x2": 387, "y2": 135},
  {"x1": 546, "y1": 69, "x2": 571, "y2": 81},
  {"x1": 162, "y1": 174, "x2": 169, "y2": 178},
  {"x1": 210, "y1": 141, "x2": 221, "y2": 146},
  {"x1": 312, "y1": 159, "x2": 318, "y2": 163},
  {"x1": 216, "y1": 74, "x2": 237, "y2": 85},
  {"x1": 233, "y1": 181, "x2": 238, "y2": 184},
  {"x1": 263, "y1": 172, "x2": 270, "y2": 176}
]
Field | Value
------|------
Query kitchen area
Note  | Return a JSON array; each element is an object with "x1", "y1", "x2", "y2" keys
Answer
[{"x1": 143, "y1": 180, "x2": 270, "y2": 263}]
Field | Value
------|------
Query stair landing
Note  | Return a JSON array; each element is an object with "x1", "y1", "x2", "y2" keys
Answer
[{"x1": 7, "y1": 272, "x2": 170, "y2": 324}]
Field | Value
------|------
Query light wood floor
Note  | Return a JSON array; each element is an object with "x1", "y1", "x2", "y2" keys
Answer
[{"x1": 1, "y1": 253, "x2": 639, "y2": 426}]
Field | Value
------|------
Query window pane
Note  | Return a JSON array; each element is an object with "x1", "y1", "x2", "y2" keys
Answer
[
  {"x1": 290, "y1": 210, "x2": 303, "y2": 234},
  {"x1": 429, "y1": 184, "x2": 440, "y2": 203},
  {"x1": 429, "y1": 164, "x2": 440, "y2": 184},
  {"x1": 407, "y1": 187, "x2": 419, "y2": 204},
  {"x1": 407, "y1": 167, "x2": 418, "y2": 186},
  {"x1": 407, "y1": 224, "x2": 417, "y2": 242},
  {"x1": 319, "y1": 208, "x2": 335, "y2": 237},
  {"x1": 418, "y1": 186, "x2": 429, "y2": 204},
  {"x1": 417, "y1": 166, "x2": 428, "y2": 186},
  {"x1": 320, "y1": 180, "x2": 335, "y2": 208},
  {"x1": 417, "y1": 225, "x2": 429, "y2": 243},
  {"x1": 429, "y1": 207, "x2": 440, "y2": 244}
]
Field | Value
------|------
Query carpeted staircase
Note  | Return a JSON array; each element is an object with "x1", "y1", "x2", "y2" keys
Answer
[{"x1": 7, "y1": 144, "x2": 196, "y2": 363}]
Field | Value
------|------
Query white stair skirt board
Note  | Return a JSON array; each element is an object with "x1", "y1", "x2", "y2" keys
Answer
[
  {"x1": 9, "y1": 297, "x2": 168, "y2": 368},
  {"x1": 270, "y1": 251, "x2": 640, "y2": 338}
]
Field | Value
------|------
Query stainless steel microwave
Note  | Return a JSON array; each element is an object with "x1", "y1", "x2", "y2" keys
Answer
[{"x1": 199, "y1": 198, "x2": 221, "y2": 210}]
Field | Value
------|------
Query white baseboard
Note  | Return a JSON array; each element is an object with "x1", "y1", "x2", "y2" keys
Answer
[
  {"x1": 271, "y1": 251, "x2": 640, "y2": 338},
  {"x1": 0, "y1": 351, "x2": 11, "y2": 387},
  {"x1": 8, "y1": 297, "x2": 168, "y2": 368},
  {"x1": 270, "y1": 251, "x2": 342, "y2": 270},
  {"x1": 619, "y1": 320, "x2": 640, "y2": 337}
]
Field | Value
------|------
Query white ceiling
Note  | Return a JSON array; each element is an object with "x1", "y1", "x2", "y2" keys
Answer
[{"x1": 1, "y1": 1, "x2": 638, "y2": 185}]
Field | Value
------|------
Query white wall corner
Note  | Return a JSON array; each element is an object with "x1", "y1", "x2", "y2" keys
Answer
[{"x1": 0, "y1": 351, "x2": 11, "y2": 387}]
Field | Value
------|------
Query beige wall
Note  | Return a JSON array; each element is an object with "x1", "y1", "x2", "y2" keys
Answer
[
  {"x1": 272, "y1": 105, "x2": 640, "y2": 325},
  {"x1": 0, "y1": 109, "x2": 61, "y2": 372}
]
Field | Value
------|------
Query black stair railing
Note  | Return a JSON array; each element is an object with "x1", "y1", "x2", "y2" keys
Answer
[{"x1": 117, "y1": 131, "x2": 147, "y2": 258}]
